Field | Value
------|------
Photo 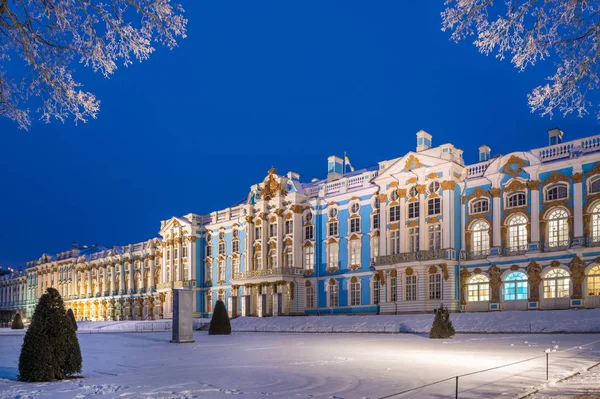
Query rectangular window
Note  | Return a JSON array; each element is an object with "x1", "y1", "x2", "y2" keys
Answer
[
  {"x1": 270, "y1": 223, "x2": 277, "y2": 237},
  {"x1": 389, "y1": 206, "x2": 400, "y2": 222},
  {"x1": 174, "y1": 248, "x2": 179, "y2": 258},
  {"x1": 508, "y1": 193, "x2": 527, "y2": 208},
  {"x1": 206, "y1": 245, "x2": 212, "y2": 258},
  {"x1": 428, "y1": 224, "x2": 441, "y2": 250},
  {"x1": 218, "y1": 261, "x2": 226, "y2": 281},
  {"x1": 206, "y1": 294, "x2": 212, "y2": 313},
  {"x1": 328, "y1": 221, "x2": 338, "y2": 237},
  {"x1": 429, "y1": 273, "x2": 442, "y2": 300},
  {"x1": 409, "y1": 227, "x2": 419, "y2": 252},
  {"x1": 303, "y1": 246, "x2": 314, "y2": 270},
  {"x1": 350, "y1": 240, "x2": 361, "y2": 267},
  {"x1": 205, "y1": 264, "x2": 212, "y2": 282},
  {"x1": 232, "y1": 258, "x2": 240, "y2": 275},
  {"x1": 351, "y1": 283, "x2": 361, "y2": 306},
  {"x1": 232, "y1": 240, "x2": 239, "y2": 253},
  {"x1": 390, "y1": 231, "x2": 400, "y2": 255},
  {"x1": 408, "y1": 202, "x2": 420, "y2": 219},
  {"x1": 285, "y1": 220, "x2": 293, "y2": 235},
  {"x1": 428, "y1": 198, "x2": 441, "y2": 216},
  {"x1": 328, "y1": 243, "x2": 339, "y2": 269},
  {"x1": 255, "y1": 226, "x2": 262, "y2": 240},
  {"x1": 166, "y1": 250, "x2": 171, "y2": 260},
  {"x1": 373, "y1": 281, "x2": 380, "y2": 305},
  {"x1": 218, "y1": 242, "x2": 225, "y2": 255},
  {"x1": 372, "y1": 236, "x2": 380, "y2": 259},
  {"x1": 306, "y1": 286, "x2": 315, "y2": 308},
  {"x1": 372, "y1": 214, "x2": 380, "y2": 229},
  {"x1": 350, "y1": 218, "x2": 361, "y2": 233},
  {"x1": 182, "y1": 247, "x2": 188, "y2": 258},
  {"x1": 406, "y1": 275, "x2": 417, "y2": 301},
  {"x1": 304, "y1": 225, "x2": 314, "y2": 240},
  {"x1": 390, "y1": 277, "x2": 397, "y2": 302},
  {"x1": 329, "y1": 285, "x2": 339, "y2": 307}
]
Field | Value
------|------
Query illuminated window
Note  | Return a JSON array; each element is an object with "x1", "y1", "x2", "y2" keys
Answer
[
  {"x1": 503, "y1": 272, "x2": 527, "y2": 300},
  {"x1": 467, "y1": 275, "x2": 490, "y2": 302},
  {"x1": 543, "y1": 269, "x2": 570, "y2": 299}
]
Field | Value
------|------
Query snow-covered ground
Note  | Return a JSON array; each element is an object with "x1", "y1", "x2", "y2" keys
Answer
[
  {"x1": 1, "y1": 331, "x2": 599, "y2": 399},
  {"x1": 531, "y1": 363, "x2": 600, "y2": 399},
  {"x1": 2, "y1": 308, "x2": 599, "y2": 336},
  {"x1": 228, "y1": 308, "x2": 600, "y2": 334}
]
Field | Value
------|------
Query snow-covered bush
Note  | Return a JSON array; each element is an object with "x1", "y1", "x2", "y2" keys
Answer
[
  {"x1": 209, "y1": 300, "x2": 231, "y2": 335},
  {"x1": 429, "y1": 304, "x2": 455, "y2": 339},
  {"x1": 11, "y1": 313, "x2": 24, "y2": 329},
  {"x1": 18, "y1": 288, "x2": 82, "y2": 381}
]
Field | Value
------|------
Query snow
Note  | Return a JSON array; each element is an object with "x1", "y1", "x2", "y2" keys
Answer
[
  {"x1": 531, "y1": 363, "x2": 600, "y2": 398},
  {"x1": 1, "y1": 331, "x2": 600, "y2": 398},
  {"x1": 229, "y1": 308, "x2": 600, "y2": 334}
]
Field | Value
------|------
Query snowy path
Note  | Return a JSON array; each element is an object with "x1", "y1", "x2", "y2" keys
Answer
[
  {"x1": 1, "y1": 332, "x2": 600, "y2": 398},
  {"x1": 530, "y1": 363, "x2": 600, "y2": 399}
]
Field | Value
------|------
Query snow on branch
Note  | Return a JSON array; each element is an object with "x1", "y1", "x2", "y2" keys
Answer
[
  {"x1": 442, "y1": 0, "x2": 600, "y2": 119},
  {"x1": 0, "y1": 0, "x2": 187, "y2": 129}
]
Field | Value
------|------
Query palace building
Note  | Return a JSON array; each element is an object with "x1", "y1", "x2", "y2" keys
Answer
[{"x1": 2, "y1": 129, "x2": 600, "y2": 321}]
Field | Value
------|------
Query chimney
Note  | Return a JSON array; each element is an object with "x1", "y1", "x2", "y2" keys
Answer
[
  {"x1": 71, "y1": 241, "x2": 79, "y2": 250},
  {"x1": 548, "y1": 128, "x2": 564, "y2": 146},
  {"x1": 478, "y1": 145, "x2": 491, "y2": 162},
  {"x1": 287, "y1": 171, "x2": 300, "y2": 181},
  {"x1": 327, "y1": 155, "x2": 343, "y2": 181},
  {"x1": 416, "y1": 130, "x2": 432, "y2": 152}
]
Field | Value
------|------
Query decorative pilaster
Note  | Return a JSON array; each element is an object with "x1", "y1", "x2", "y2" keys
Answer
[
  {"x1": 490, "y1": 188, "x2": 502, "y2": 253},
  {"x1": 528, "y1": 180, "x2": 541, "y2": 249},
  {"x1": 573, "y1": 172, "x2": 584, "y2": 245},
  {"x1": 417, "y1": 184, "x2": 427, "y2": 250},
  {"x1": 378, "y1": 194, "x2": 388, "y2": 256}
]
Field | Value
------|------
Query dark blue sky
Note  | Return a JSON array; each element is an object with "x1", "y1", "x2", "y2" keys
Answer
[{"x1": 1, "y1": 1, "x2": 598, "y2": 268}]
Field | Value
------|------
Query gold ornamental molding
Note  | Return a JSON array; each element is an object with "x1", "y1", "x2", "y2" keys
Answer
[
  {"x1": 586, "y1": 162, "x2": 600, "y2": 177},
  {"x1": 291, "y1": 205, "x2": 304, "y2": 214},
  {"x1": 404, "y1": 155, "x2": 422, "y2": 171},
  {"x1": 427, "y1": 217, "x2": 440, "y2": 224},
  {"x1": 397, "y1": 188, "x2": 407, "y2": 197},
  {"x1": 504, "y1": 180, "x2": 527, "y2": 193},
  {"x1": 441, "y1": 180, "x2": 456, "y2": 190},
  {"x1": 416, "y1": 185, "x2": 427, "y2": 195},
  {"x1": 467, "y1": 187, "x2": 491, "y2": 201},
  {"x1": 501, "y1": 155, "x2": 528, "y2": 177},
  {"x1": 489, "y1": 188, "x2": 502, "y2": 198},
  {"x1": 572, "y1": 173, "x2": 584, "y2": 183},
  {"x1": 408, "y1": 177, "x2": 418, "y2": 184},
  {"x1": 543, "y1": 171, "x2": 569, "y2": 185},
  {"x1": 378, "y1": 193, "x2": 388, "y2": 203},
  {"x1": 427, "y1": 172, "x2": 439, "y2": 179},
  {"x1": 405, "y1": 267, "x2": 414, "y2": 276},
  {"x1": 389, "y1": 181, "x2": 398, "y2": 188},
  {"x1": 527, "y1": 180, "x2": 541, "y2": 190}
]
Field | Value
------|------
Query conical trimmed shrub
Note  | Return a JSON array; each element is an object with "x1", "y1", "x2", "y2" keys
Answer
[
  {"x1": 18, "y1": 288, "x2": 82, "y2": 382},
  {"x1": 208, "y1": 300, "x2": 231, "y2": 335},
  {"x1": 429, "y1": 304, "x2": 455, "y2": 339},
  {"x1": 11, "y1": 313, "x2": 24, "y2": 329},
  {"x1": 67, "y1": 308, "x2": 78, "y2": 331}
]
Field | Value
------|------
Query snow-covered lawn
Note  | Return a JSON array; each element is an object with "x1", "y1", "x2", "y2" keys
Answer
[
  {"x1": 1, "y1": 331, "x2": 599, "y2": 399},
  {"x1": 531, "y1": 363, "x2": 600, "y2": 399}
]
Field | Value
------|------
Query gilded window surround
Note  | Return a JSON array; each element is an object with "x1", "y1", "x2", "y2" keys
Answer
[
  {"x1": 504, "y1": 179, "x2": 528, "y2": 193},
  {"x1": 467, "y1": 187, "x2": 491, "y2": 201},
  {"x1": 465, "y1": 216, "x2": 493, "y2": 254},
  {"x1": 405, "y1": 267, "x2": 414, "y2": 276},
  {"x1": 427, "y1": 216, "x2": 441, "y2": 224},
  {"x1": 501, "y1": 155, "x2": 528, "y2": 177},
  {"x1": 583, "y1": 194, "x2": 600, "y2": 239},
  {"x1": 500, "y1": 209, "x2": 531, "y2": 249}
]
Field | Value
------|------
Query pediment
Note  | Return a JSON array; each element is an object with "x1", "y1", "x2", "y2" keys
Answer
[{"x1": 160, "y1": 216, "x2": 189, "y2": 234}]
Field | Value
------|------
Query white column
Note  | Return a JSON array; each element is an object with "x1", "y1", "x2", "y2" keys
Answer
[
  {"x1": 119, "y1": 264, "x2": 125, "y2": 293},
  {"x1": 530, "y1": 182, "x2": 540, "y2": 245},
  {"x1": 103, "y1": 267, "x2": 108, "y2": 295},
  {"x1": 110, "y1": 265, "x2": 116, "y2": 294},
  {"x1": 73, "y1": 269, "x2": 79, "y2": 297},
  {"x1": 149, "y1": 256, "x2": 155, "y2": 290},
  {"x1": 492, "y1": 191, "x2": 501, "y2": 248},
  {"x1": 418, "y1": 187, "x2": 427, "y2": 250},
  {"x1": 574, "y1": 174, "x2": 584, "y2": 240},
  {"x1": 399, "y1": 195, "x2": 407, "y2": 253},
  {"x1": 246, "y1": 218, "x2": 255, "y2": 271},
  {"x1": 87, "y1": 269, "x2": 92, "y2": 297},
  {"x1": 442, "y1": 185, "x2": 451, "y2": 249},
  {"x1": 379, "y1": 194, "x2": 388, "y2": 256}
]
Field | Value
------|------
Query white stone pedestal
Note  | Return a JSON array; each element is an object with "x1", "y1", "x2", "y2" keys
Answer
[{"x1": 170, "y1": 289, "x2": 195, "y2": 344}]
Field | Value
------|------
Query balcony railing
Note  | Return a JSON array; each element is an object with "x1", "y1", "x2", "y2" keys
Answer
[
  {"x1": 501, "y1": 246, "x2": 528, "y2": 256},
  {"x1": 543, "y1": 240, "x2": 571, "y2": 252},
  {"x1": 233, "y1": 267, "x2": 304, "y2": 280},
  {"x1": 373, "y1": 249, "x2": 446, "y2": 266}
]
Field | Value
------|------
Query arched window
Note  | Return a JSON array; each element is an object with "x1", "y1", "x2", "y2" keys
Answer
[
  {"x1": 470, "y1": 198, "x2": 489, "y2": 214},
  {"x1": 350, "y1": 279, "x2": 361, "y2": 306},
  {"x1": 507, "y1": 214, "x2": 528, "y2": 252},
  {"x1": 587, "y1": 265, "x2": 600, "y2": 296},
  {"x1": 590, "y1": 178, "x2": 600, "y2": 194},
  {"x1": 254, "y1": 249, "x2": 262, "y2": 270},
  {"x1": 305, "y1": 282, "x2": 315, "y2": 308},
  {"x1": 232, "y1": 257, "x2": 240, "y2": 275},
  {"x1": 371, "y1": 235, "x2": 380, "y2": 260},
  {"x1": 328, "y1": 242, "x2": 339, "y2": 269},
  {"x1": 328, "y1": 281, "x2": 339, "y2": 307},
  {"x1": 467, "y1": 275, "x2": 490, "y2": 302},
  {"x1": 284, "y1": 246, "x2": 293, "y2": 268},
  {"x1": 349, "y1": 239, "x2": 361, "y2": 267},
  {"x1": 546, "y1": 184, "x2": 568, "y2": 201},
  {"x1": 269, "y1": 248, "x2": 277, "y2": 268},
  {"x1": 218, "y1": 259, "x2": 226, "y2": 281},
  {"x1": 507, "y1": 192, "x2": 526, "y2": 208},
  {"x1": 591, "y1": 203, "x2": 600, "y2": 244},
  {"x1": 372, "y1": 276, "x2": 380, "y2": 305},
  {"x1": 547, "y1": 208, "x2": 569, "y2": 248},
  {"x1": 543, "y1": 269, "x2": 570, "y2": 298},
  {"x1": 503, "y1": 272, "x2": 528, "y2": 301},
  {"x1": 471, "y1": 220, "x2": 490, "y2": 256},
  {"x1": 303, "y1": 245, "x2": 314, "y2": 270}
]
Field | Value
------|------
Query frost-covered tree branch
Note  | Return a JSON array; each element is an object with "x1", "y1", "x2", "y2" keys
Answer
[
  {"x1": 442, "y1": 0, "x2": 600, "y2": 119},
  {"x1": 0, "y1": 0, "x2": 187, "y2": 129}
]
